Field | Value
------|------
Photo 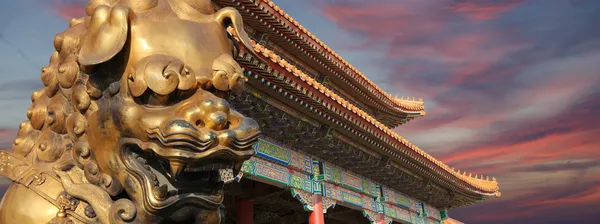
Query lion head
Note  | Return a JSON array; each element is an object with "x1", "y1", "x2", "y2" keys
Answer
[{"x1": 11, "y1": 0, "x2": 260, "y2": 223}]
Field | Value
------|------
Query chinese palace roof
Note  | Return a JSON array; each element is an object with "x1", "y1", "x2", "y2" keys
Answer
[
  {"x1": 249, "y1": 42, "x2": 499, "y2": 194},
  {"x1": 217, "y1": 0, "x2": 501, "y2": 209},
  {"x1": 216, "y1": 0, "x2": 425, "y2": 128}
]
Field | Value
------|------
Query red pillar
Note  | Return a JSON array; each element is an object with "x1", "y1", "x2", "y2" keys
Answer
[
  {"x1": 376, "y1": 212, "x2": 385, "y2": 224},
  {"x1": 236, "y1": 199, "x2": 253, "y2": 224},
  {"x1": 309, "y1": 194, "x2": 325, "y2": 224}
]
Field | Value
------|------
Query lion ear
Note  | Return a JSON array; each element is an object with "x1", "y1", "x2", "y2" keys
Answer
[
  {"x1": 215, "y1": 7, "x2": 256, "y2": 56},
  {"x1": 78, "y1": 5, "x2": 135, "y2": 66}
]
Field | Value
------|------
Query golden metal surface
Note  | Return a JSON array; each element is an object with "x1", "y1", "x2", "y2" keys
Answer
[{"x1": 0, "y1": 0, "x2": 260, "y2": 223}]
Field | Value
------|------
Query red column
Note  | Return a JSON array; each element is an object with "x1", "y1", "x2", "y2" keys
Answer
[
  {"x1": 236, "y1": 199, "x2": 253, "y2": 224},
  {"x1": 309, "y1": 194, "x2": 325, "y2": 224},
  {"x1": 376, "y1": 212, "x2": 385, "y2": 224}
]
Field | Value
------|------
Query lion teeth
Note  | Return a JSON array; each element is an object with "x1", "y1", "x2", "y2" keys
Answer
[
  {"x1": 169, "y1": 159, "x2": 185, "y2": 177},
  {"x1": 153, "y1": 184, "x2": 168, "y2": 201},
  {"x1": 152, "y1": 174, "x2": 159, "y2": 186},
  {"x1": 136, "y1": 156, "x2": 147, "y2": 165}
]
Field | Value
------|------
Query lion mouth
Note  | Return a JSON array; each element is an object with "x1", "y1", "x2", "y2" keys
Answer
[{"x1": 119, "y1": 138, "x2": 251, "y2": 210}]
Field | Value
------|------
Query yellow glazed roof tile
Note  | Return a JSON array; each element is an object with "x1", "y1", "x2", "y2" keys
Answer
[
  {"x1": 249, "y1": 42, "x2": 500, "y2": 194},
  {"x1": 257, "y1": 0, "x2": 425, "y2": 113}
]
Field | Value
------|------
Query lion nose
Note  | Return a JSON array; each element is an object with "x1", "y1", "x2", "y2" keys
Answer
[{"x1": 205, "y1": 111, "x2": 229, "y2": 130}]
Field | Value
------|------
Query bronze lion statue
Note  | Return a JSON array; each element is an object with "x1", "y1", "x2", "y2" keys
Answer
[{"x1": 0, "y1": 0, "x2": 260, "y2": 223}]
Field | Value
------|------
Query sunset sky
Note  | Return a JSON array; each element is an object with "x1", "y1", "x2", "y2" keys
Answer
[{"x1": 1, "y1": 0, "x2": 599, "y2": 223}]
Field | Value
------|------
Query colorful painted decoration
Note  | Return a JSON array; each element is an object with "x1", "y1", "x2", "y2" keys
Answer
[
  {"x1": 383, "y1": 204, "x2": 413, "y2": 223},
  {"x1": 241, "y1": 157, "x2": 312, "y2": 192},
  {"x1": 241, "y1": 138, "x2": 444, "y2": 224},
  {"x1": 383, "y1": 186, "x2": 411, "y2": 209},
  {"x1": 322, "y1": 162, "x2": 380, "y2": 198},
  {"x1": 252, "y1": 138, "x2": 313, "y2": 174},
  {"x1": 291, "y1": 189, "x2": 314, "y2": 211},
  {"x1": 253, "y1": 139, "x2": 291, "y2": 166}
]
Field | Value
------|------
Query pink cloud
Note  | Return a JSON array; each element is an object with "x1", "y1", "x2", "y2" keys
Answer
[
  {"x1": 25, "y1": 0, "x2": 600, "y2": 223},
  {"x1": 319, "y1": 0, "x2": 447, "y2": 42},
  {"x1": 56, "y1": 5, "x2": 86, "y2": 20},
  {"x1": 319, "y1": 0, "x2": 532, "y2": 102},
  {"x1": 446, "y1": 130, "x2": 600, "y2": 169},
  {"x1": 315, "y1": 0, "x2": 600, "y2": 223},
  {"x1": 449, "y1": 0, "x2": 527, "y2": 21},
  {"x1": 50, "y1": 0, "x2": 87, "y2": 20},
  {"x1": 0, "y1": 129, "x2": 16, "y2": 149}
]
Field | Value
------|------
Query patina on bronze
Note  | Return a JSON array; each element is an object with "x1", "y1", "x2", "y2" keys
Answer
[{"x1": 0, "y1": 0, "x2": 260, "y2": 223}]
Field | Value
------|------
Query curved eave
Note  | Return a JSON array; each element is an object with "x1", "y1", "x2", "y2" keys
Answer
[
  {"x1": 240, "y1": 43, "x2": 500, "y2": 197},
  {"x1": 216, "y1": 0, "x2": 425, "y2": 126}
]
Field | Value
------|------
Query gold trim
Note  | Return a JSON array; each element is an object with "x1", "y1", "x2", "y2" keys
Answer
[{"x1": 0, "y1": 151, "x2": 93, "y2": 223}]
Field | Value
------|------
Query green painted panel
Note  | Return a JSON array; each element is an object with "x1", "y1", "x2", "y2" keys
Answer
[
  {"x1": 323, "y1": 163, "x2": 343, "y2": 185},
  {"x1": 362, "y1": 179, "x2": 379, "y2": 197},
  {"x1": 383, "y1": 187, "x2": 411, "y2": 209},
  {"x1": 241, "y1": 160, "x2": 256, "y2": 175},
  {"x1": 341, "y1": 191, "x2": 363, "y2": 208},
  {"x1": 254, "y1": 162, "x2": 289, "y2": 186},
  {"x1": 241, "y1": 157, "x2": 312, "y2": 192},
  {"x1": 383, "y1": 204, "x2": 413, "y2": 223},
  {"x1": 290, "y1": 174, "x2": 312, "y2": 192},
  {"x1": 254, "y1": 139, "x2": 291, "y2": 166},
  {"x1": 341, "y1": 172, "x2": 364, "y2": 192}
]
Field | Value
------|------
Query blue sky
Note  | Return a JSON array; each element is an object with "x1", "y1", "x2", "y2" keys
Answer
[{"x1": 1, "y1": 0, "x2": 600, "y2": 223}]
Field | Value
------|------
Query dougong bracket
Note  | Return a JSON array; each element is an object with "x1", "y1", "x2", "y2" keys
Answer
[{"x1": 291, "y1": 188, "x2": 314, "y2": 212}]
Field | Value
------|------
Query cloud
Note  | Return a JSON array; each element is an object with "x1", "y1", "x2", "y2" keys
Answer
[
  {"x1": 314, "y1": 0, "x2": 600, "y2": 223},
  {"x1": 0, "y1": 78, "x2": 42, "y2": 92},
  {"x1": 0, "y1": 78, "x2": 43, "y2": 102},
  {"x1": 6, "y1": 0, "x2": 596, "y2": 223},
  {"x1": 448, "y1": 165, "x2": 600, "y2": 222},
  {"x1": 0, "y1": 128, "x2": 16, "y2": 149},
  {"x1": 50, "y1": 0, "x2": 87, "y2": 20},
  {"x1": 440, "y1": 88, "x2": 600, "y2": 167},
  {"x1": 448, "y1": 0, "x2": 527, "y2": 21},
  {"x1": 0, "y1": 176, "x2": 11, "y2": 199}
]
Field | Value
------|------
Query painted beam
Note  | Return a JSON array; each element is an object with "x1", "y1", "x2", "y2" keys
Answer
[{"x1": 240, "y1": 137, "x2": 444, "y2": 223}]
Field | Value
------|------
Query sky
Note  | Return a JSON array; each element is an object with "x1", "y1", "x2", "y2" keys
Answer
[{"x1": 0, "y1": 0, "x2": 599, "y2": 223}]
